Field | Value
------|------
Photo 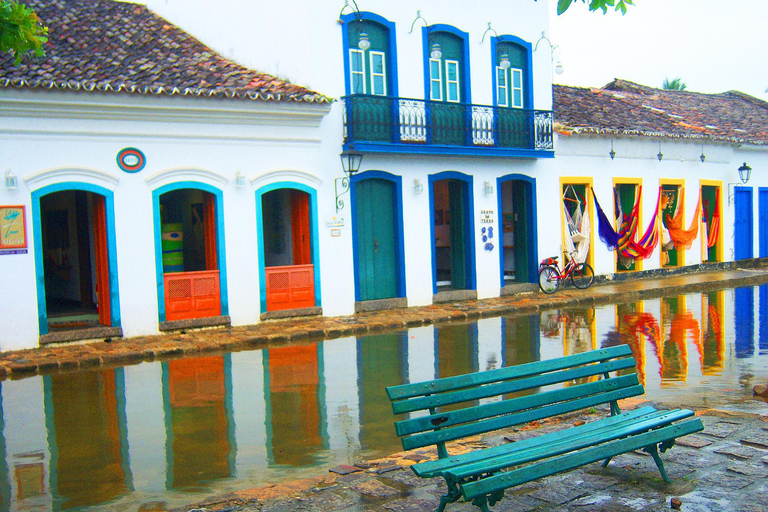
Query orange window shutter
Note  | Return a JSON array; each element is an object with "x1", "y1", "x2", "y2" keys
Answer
[
  {"x1": 93, "y1": 195, "x2": 111, "y2": 326},
  {"x1": 204, "y1": 193, "x2": 217, "y2": 270}
]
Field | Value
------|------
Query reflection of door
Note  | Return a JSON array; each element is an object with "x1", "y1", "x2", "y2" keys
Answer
[
  {"x1": 355, "y1": 178, "x2": 397, "y2": 301},
  {"x1": 734, "y1": 188, "x2": 753, "y2": 260}
]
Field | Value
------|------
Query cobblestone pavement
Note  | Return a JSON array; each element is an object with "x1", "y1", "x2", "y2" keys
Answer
[
  {"x1": 179, "y1": 407, "x2": 768, "y2": 512},
  {"x1": 2, "y1": 266, "x2": 768, "y2": 382}
]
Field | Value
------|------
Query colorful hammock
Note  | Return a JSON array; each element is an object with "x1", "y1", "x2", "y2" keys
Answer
[
  {"x1": 705, "y1": 188, "x2": 720, "y2": 248},
  {"x1": 664, "y1": 189, "x2": 702, "y2": 249},
  {"x1": 592, "y1": 186, "x2": 661, "y2": 259}
]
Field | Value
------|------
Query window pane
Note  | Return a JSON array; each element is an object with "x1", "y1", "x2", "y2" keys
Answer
[
  {"x1": 350, "y1": 50, "x2": 365, "y2": 94},
  {"x1": 496, "y1": 67, "x2": 508, "y2": 107},
  {"x1": 511, "y1": 68, "x2": 523, "y2": 108},
  {"x1": 513, "y1": 89, "x2": 522, "y2": 107},
  {"x1": 512, "y1": 69, "x2": 522, "y2": 88},
  {"x1": 430, "y1": 59, "x2": 442, "y2": 101},
  {"x1": 446, "y1": 61, "x2": 459, "y2": 102},
  {"x1": 370, "y1": 52, "x2": 387, "y2": 96}
]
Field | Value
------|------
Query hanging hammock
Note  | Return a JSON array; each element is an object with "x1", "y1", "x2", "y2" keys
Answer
[
  {"x1": 592, "y1": 188, "x2": 621, "y2": 250},
  {"x1": 563, "y1": 186, "x2": 590, "y2": 263},
  {"x1": 706, "y1": 188, "x2": 720, "y2": 248},
  {"x1": 665, "y1": 189, "x2": 702, "y2": 249},
  {"x1": 591, "y1": 186, "x2": 661, "y2": 260},
  {"x1": 619, "y1": 187, "x2": 661, "y2": 259}
]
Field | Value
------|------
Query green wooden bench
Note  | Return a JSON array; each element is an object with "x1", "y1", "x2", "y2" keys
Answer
[{"x1": 385, "y1": 344, "x2": 703, "y2": 512}]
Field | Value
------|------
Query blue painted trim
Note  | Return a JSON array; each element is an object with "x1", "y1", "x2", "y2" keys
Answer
[
  {"x1": 422, "y1": 24, "x2": 472, "y2": 104},
  {"x1": 496, "y1": 174, "x2": 538, "y2": 287},
  {"x1": 42, "y1": 376, "x2": 61, "y2": 504},
  {"x1": 344, "y1": 140, "x2": 554, "y2": 158},
  {"x1": 340, "y1": 12, "x2": 399, "y2": 98},
  {"x1": 349, "y1": 170, "x2": 407, "y2": 302},
  {"x1": 317, "y1": 344, "x2": 329, "y2": 449},
  {"x1": 262, "y1": 350, "x2": 274, "y2": 464},
  {"x1": 492, "y1": 35, "x2": 534, "y2": 109},
  {"x1": 254, "y1": 182, "x2": 321, "y2": 314},
  {"x1": 151, "y1": 181, "x2": 229, "y2": 323},
  {"x1": 428, "y1": 171, "x2": 476, "y2": 294},
  {"x1": 759, "y1": 188, "x2": 768, "y2": 258},
  {"x1": 31, "y1": 183, "x2": 122, "y2": 335},
  {"x1": 113, "y1": 367, "x2": 135, "y2": 491},
  {"x1": 160, "y1": 362, "x2": 174, "y2": 488}
]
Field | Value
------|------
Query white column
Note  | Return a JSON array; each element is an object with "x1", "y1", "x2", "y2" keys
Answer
[{"x1": 321, "y1": 337, "x2": 361, "y2": 455}]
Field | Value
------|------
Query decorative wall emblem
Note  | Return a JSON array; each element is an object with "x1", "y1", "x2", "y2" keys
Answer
[{"x1": 116, "y1": 148, "x2": 146, "y2": 173}]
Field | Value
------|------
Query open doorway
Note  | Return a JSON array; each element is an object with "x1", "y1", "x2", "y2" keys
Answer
[
  {"x1": 158, "y1": 188, "x2": 222, "y2": 322},
  {"x1": 40, "y1": 190, "x2": 111, "y2": 332},
  {"x1": 431, "y1": 177, "x2": 474, "y2": 291}
]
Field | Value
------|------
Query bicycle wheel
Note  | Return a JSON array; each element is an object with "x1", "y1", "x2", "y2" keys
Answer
[
  {"x1": 570, "y1": 263, "x2": 595, "y2": 289},
  {"x1": 538, "y1": 266, "x2": 560, "y2": 294}
]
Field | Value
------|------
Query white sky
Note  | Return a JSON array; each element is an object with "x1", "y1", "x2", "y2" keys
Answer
[{"x1": 548, "y1": 0, "x2": 768, "y2": 99}]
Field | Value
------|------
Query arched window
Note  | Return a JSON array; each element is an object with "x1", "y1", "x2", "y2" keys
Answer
[
  {"x1": 496, "y1": 42, "x2": 527, "y2": 108},
  {"x1": 426, "y1": 29, "x2": 468, "y2": 103},
  {"x1": 342, "y1": 13, "x2": 397, "y2": 97}
]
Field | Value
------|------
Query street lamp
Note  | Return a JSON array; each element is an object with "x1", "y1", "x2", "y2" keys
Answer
[{"x1": 336, "y1": 149, "x2": 364, "y2": 212}]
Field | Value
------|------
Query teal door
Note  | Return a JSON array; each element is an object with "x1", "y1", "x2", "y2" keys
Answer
[
  {"x1": 355, "y1": 179, "x2": 398, "y2": 300},
  {"x1": 511, "y1": 182, "x2": 529, "y2": 281},
  {"x1": 448, "y1": 180, "x2": 468, "y2": 289}
]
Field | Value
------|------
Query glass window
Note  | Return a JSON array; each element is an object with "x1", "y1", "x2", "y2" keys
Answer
[
  {"x1": 430, "y1": 59, "x2": 443, "y2": 101},
  {"x1": 511, "y1": 68, "x2": 523, "y2": 108},
  {"x1": 370, "y1": 51, "x2": 387, "y2": 96},
  {"x1": 496, "y1": 67, "x2": 508, "y2": 107},
  {"x1": 350, "y1": 49, "x2": 366, "y2": 94},
  {"x1": 446, "y1": 60, "x2": 460, "y2": 102}
]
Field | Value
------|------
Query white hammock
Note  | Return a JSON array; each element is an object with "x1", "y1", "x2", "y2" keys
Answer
[{"x1": 563, "y1": 188, "x2": 590, "y2": 264}]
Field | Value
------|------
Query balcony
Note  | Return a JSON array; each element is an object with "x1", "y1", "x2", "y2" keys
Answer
[{"x1": 342, "y1": 94, "x2": 554, "y2": 158}]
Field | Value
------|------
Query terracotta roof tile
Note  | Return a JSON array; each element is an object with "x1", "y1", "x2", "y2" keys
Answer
[
  {"x1": 554, "y1": 79, "x2": 768, "y2": 145},
  {"x1": 0, "y1": 0, "x2": 330, "y2": 104}
]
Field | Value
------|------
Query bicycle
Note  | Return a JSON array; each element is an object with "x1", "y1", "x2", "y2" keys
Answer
[{"x1": 538, "y1": 252, "x2": 595, "y2": 294}]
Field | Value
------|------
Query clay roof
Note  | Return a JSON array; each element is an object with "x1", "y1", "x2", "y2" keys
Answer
[
  {"x1": 554, "y1": 79, "x2": 768, "y2": 146},
  {"x1": 0, "y1": 0, "x2": 330, "y2": 104}
]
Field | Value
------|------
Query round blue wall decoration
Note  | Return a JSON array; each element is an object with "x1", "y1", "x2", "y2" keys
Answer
[{"x1": 117, "y1": 147, "x2": 146, "y2": 173}]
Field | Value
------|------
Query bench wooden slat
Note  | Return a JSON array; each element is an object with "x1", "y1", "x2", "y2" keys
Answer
[
  {"x1": 411, "y1": 405, "x2": 658, "y2": 477},
  {"x1": 401, "y1": 384, "x2": 645, "y2": 450},
  {"x1": 392, "y1": 358, "x2": 637, "y2": 415},
  {"x1": 460, "y1": 419, "x2": 704, "y2": 500},
  {"x1": 396, "y1": 373, "x2": 639, "y2": 437},
  {"x1": 446, "y1": 408, "x2": 695, "y2": 480},
  {"x1": 386, "y1": 345, "x2": 633, "y2": 401}
]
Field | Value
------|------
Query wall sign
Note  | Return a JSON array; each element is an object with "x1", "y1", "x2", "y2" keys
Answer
[
  {"x1": 0, "y1": 205, "x2": 28, "y2": 254},
  {"x1": 116, "y1": 147, "x2": 146, "y2": 173},
  {"x1": 479, "y1": 209, "x2": 495, "y2": 224}
]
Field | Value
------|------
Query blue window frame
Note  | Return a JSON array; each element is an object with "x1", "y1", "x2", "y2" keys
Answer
[
  {"x1": 422, "y1": 25, "x2": 471, "y2": 104},
  {"x1": 491, "y1": 36, "x2": 533, "y2": 109}
]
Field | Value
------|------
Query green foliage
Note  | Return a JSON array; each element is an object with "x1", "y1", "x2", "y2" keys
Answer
[
  {"x1": 662, "y1": 77, "x2": 687, "y2": 91},
  {"x1": 557, "y1": 0, "x2": 634, "y2": 15},
  {"x1": 0, "y1": 0, "x2": 48, "y2": 65}
]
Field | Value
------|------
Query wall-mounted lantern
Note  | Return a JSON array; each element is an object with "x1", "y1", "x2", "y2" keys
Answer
[{"x1": 336, "y1": 149, "x2": 364, "y2": 212}]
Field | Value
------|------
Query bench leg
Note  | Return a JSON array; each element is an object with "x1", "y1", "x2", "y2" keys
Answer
[
  {"x1": 601, "y1": 456, "x2": 612, "y2": 468},
  {"x1": 470, "y1": 495, "x2": 492, "y2": 512},
  {"x1": 644, "y1": 444, "x2": 671, "y2": 483},
  {"x1": 435, "y1": 481, "x2": 461, "y2": 512}
]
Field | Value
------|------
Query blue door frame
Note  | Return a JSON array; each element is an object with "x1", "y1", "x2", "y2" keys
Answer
[
  {"x1": 733, "y1": 187, "x2": 753, "y2": 260},
  {"x1": 31, "y1": 183, "x2": 121, "y2": 335},
  {"x1": 759, "y1": 188, "x2": 768, "y2": 258}
]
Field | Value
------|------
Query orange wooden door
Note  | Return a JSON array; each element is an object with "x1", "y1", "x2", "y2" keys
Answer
[
  {"x1": 291, "y1": 191, "x2": 311, "y2": 265},
  {"x1": 93, "y1": 195, "x2": 111, "y2": 326}
]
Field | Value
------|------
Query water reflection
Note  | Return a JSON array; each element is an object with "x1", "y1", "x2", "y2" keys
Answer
[{"x1": 2, "y1": 285, "x2": 767, "y2": 511}]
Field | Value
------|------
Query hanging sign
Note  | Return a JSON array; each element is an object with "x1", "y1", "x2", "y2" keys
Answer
[
  {"x1": 116, "y1": 147, "x2": 146, "y2": 173},
  {"x1": 0, "y1": 205, "x2": 28, "y2": 254}
]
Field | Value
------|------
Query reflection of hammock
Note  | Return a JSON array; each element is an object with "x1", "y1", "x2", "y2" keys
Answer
[
  {"x1": 563, "y1": 186, "x2": 590, "y2": 264},
  {"x1": 664, "y1": 189, "x2": 702, "y2": 249},
  {"x1": 620, "y1": 312, "x2": 661, "y2": 385},
  {"x1": 592, "y1": 186, "x2": 661, "y2": 259}
]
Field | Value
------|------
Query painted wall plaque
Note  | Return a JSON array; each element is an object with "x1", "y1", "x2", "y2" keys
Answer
[
  {"x1": 0, "y1": 205, "x2": 27, "y2": 253},
  {"x1": 117, "y1": 147, "x2": 146, "y2": 173}
]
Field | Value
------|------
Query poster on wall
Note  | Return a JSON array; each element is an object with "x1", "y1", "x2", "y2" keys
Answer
[{"x1": 0, "y1": 205, "x2": 28, "y2": 254}]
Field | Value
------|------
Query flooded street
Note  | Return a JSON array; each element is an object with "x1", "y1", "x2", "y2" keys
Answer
[{"x1": 1, "y1": 284, "x2": 766, "y2": 511}]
